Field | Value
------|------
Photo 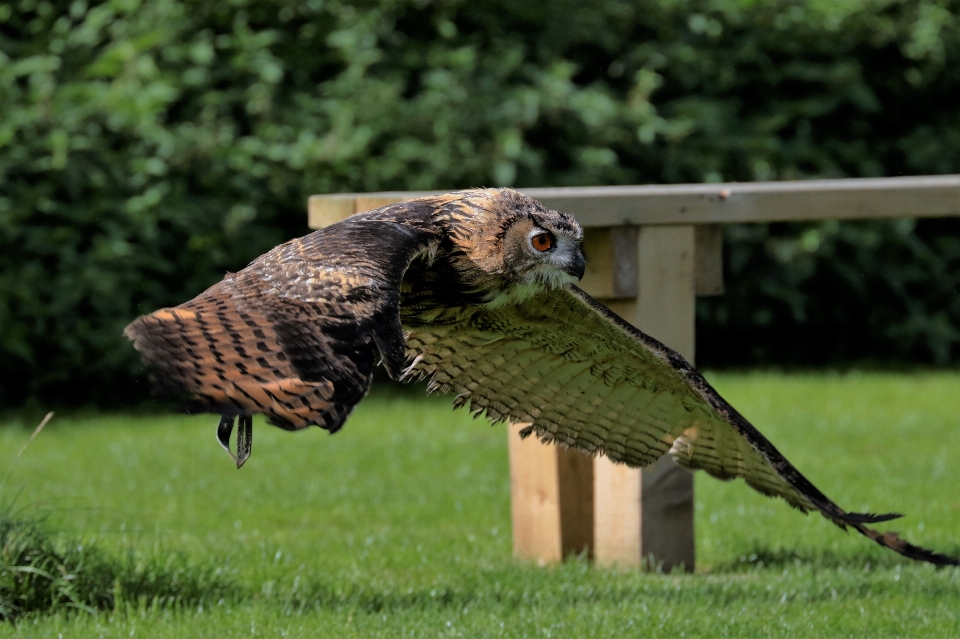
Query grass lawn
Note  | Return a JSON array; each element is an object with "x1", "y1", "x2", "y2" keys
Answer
[{"x1": 1, "y1": 372, "x2": 959, "y2": 637}]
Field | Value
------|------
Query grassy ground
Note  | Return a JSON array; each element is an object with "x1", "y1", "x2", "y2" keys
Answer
[{"x1": 1, "y1": 372, "x2": 958, "y2": 637}]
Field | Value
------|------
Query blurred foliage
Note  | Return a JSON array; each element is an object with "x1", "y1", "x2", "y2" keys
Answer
[
  {"x1": 0, "y1": 0, "x2": 958, "y2": 407},
  {"x1": 698, "y1": 218, "x2": 960, "y2": 367}
]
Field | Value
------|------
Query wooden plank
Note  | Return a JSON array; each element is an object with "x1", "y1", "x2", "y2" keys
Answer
[
  {"x1": 557, "y1": 446, "x2": 594, "y2": 558},
  {"x1": 695, "y1": 225, "x2": 724, "y2": 296},
  {"x1": 307, "y1": 196, "x2": 354, "y2": 230},
  {"x1": 308, "y1": 195, "x2": 411, "y2": 230},
  {"x1": 355, "y1": 196, "x2": 406, "y2": 214},
  {"x1": 507, "y1": 428, "x2": 594, "y2": 563},
  {"x1": 508, "y1": 423, "x2": 562, "y2": 564},
  {"x1": 308, "y1": 174, "x2": 960, "y2": 227},
  {"x1": 580, "y1": 228, "x2": 635, "y2": 299},
  {"x1": 611, "y1": 227, "x2": 639, "y2": 297},
  {"x1": 531, "y1": 175, "x2": 960, "y2": 224},
  {"x1": 593, "y1": 225, "x2": 696, "y2": 572},
  {"x1": 640, "y1": 455, "x2": 696, "y2": 572},
  {"x1": 634, "y1": 224, "x2": 697, "y2": 368},
  {"x1": 579, "y1": 229, "x2": 616, "y2": 298},
  {"x1": 593, "y1": 456, "x2": 642, "y2": 565}
]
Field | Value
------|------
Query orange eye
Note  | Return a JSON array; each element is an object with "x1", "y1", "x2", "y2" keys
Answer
[{"x1": 531, "y1": 232, "x2": 554, "y2": 252}]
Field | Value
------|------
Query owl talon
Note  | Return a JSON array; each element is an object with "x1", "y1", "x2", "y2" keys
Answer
[
  {"x1": 236, "y1": 415, "x2": 252, "y2": 468},
  {"x1": 216, "y1": 414, "x2": 253, "y2": 468},
  {"x1": 217, "y1": 414, "x2": 236, "y2": 463}
]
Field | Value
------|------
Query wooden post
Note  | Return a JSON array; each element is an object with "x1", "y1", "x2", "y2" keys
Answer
[
  {"x1": 507, "y1": 425, "x2": 593, "y2": 563},
  {"x1": 695, "y1": 225, "x2": 724, "y2": 296},
  {"x1": 593, "y1": 225, "x2": 697, "y2": 572}
]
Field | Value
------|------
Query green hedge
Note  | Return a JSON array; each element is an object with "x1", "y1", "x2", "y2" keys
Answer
[
  {"x1": 1, "y1": 0, "x2": 958, "y2": 407},
  {"x1": 698, "y1": 218, "x2": 960, "y2": 367}
]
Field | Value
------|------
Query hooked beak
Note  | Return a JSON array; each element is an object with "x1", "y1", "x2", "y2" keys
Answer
[{"x1": 567, "y1": 251, "x2": 586, "y2": 281}]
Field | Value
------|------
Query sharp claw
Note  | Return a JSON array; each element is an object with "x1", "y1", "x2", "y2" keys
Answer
[
  {"x1": 399, "y1": 353, "x2": 424, "y2": 381},
  {"x1": 236, "y1": 415, "x2": 252, "y2": 469},
  {"x1": 217, "y1": 415, "x2": 237, "y2": 463}
]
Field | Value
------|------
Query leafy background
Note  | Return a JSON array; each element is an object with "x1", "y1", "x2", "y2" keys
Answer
[{"x1": 1, "y1": 0, "x2": 958, "y2": 408}]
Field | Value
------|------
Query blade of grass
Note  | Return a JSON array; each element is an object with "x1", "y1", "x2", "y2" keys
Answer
[{"x1": 17, "y1": 411, "x2": 54, "y2": 457}]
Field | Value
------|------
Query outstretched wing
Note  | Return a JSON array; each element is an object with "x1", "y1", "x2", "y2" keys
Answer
[
  {"x1": 126, "y1": 204, "x2": 442, "y2": 432},
  {"x1": 403, "y1": 285, "x2": 959, "y2": 566}
]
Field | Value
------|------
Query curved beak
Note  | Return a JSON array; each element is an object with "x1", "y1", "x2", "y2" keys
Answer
[{"x1": 567, "y1": 251, "x2": 586, "y2": 281}]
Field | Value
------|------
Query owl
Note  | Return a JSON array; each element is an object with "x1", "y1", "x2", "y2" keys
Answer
[{"x1": 125, "y1": 188, "x2": 957, "y2": 566}]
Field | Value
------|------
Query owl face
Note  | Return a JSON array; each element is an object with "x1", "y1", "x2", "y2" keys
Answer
[
  {"x1": 437, "y1": 188, "x2": 585, "y2": 300},
  {"x1": 501, "y1": 212, "x2": 586, "y2": 288}
]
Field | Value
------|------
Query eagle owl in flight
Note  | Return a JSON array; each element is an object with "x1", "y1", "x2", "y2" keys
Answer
[{"x1": 126, "y1": 189, "x2": 957, "y2": 566}]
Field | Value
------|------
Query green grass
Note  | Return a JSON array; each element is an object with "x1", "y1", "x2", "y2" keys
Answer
[{"x1": 1, "y1": 372, "x2": 959, "y2": 637}]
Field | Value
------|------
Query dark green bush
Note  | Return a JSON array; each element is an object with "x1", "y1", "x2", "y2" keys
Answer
[
  {"x1": 1, "y1": 0, "x2": 958, "y2": 407},
  {"x1": 698, "y1": 217, "x2": 960, "y2": 367}
]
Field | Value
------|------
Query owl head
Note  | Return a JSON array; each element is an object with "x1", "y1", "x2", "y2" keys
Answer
[{"x1": 439, "y1": 189, "x2": 586, "y2": 294}]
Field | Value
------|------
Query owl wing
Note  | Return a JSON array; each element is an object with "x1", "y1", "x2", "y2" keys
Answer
[
  {"x1": 126, "y1": 208, "x2": 442, "y2": 434},
  {"x1": 403, "y1": 285, "x2": 959, "y2": 566}
]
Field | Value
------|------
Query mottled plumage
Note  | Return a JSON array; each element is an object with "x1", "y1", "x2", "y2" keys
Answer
[{"x1": 125, "y1": 188, "x2": 958, "y2": 567}]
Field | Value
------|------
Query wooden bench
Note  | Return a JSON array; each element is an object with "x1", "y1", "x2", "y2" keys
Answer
[{"x1": 308, "y1": 174, "x2": 960, "y2": 572}]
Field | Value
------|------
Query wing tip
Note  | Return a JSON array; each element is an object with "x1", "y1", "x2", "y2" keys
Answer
[{"x1": 869, "y1": 530, "x2": 960, "y2": 567}]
